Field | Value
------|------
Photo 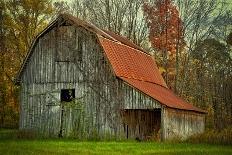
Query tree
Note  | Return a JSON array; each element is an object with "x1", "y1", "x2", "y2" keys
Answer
[
  {"x1": 0, "y1": 1, "x2": 7, "y2": 127},
  {"x1": 5, "y1": 0, "x2": 54, "y2": 60},
  {"x1": 174, "y1": 0, "x2": 232, "y2": 95},
  {"x1": 143, "y1": 0, "x2": 184, "y2": 89},
  {"x1": 191, "y1": 38, "x2": 231, "y2": 129},
  {"x1": 0, "y1": 0, "x2": 54, "y2": 128},
  {"x1": 71, "y1": 0, "x2": 149, "y2": 47},
  {"x1": 227, "y1": 32, "x2": 232, "y2": 46}
]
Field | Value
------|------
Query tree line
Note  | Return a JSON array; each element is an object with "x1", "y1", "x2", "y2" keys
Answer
[{"x1": 0, "y1": 0, "x2": 231, "y2": 130}]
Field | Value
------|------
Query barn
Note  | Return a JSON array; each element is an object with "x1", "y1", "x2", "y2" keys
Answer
[{"x1": 16, "y1": 14, "x2": 206, "y2": 140}]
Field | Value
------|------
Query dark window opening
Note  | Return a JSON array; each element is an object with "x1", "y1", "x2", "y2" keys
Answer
[{"x1": 61, "y1": 89, "x2": 75, "y2": 102}]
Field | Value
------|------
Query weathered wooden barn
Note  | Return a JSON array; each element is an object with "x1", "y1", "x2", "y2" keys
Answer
[{"x1": 16, "y1": 14, "x2": 206, "y2": 140}]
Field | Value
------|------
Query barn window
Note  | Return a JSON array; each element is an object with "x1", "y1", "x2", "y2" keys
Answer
[{"x1": 61, "y1": 89, "x2": 75, "y2": 102}]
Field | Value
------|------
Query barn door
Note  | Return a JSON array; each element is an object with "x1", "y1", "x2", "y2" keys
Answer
[
  {"x1": 121, "y1": 109, "x2": 161, "y2": 140},
  {"x1": 59, "y1": 89, "x2": 76, "y2": 137},
  {"x1": 58, "y1": 89, "x2": 84, "y2": 138}
]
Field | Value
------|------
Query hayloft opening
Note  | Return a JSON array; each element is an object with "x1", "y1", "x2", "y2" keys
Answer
[
  {"x1": 121, "y1": 109, "x2": 161, "y2": 140},
  {"x1": 61, "y1": 89, "x2": 75, "y2": 102}
]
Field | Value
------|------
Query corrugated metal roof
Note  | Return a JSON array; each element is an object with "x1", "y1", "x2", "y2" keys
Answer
[
  {"x1": 99, "y1": 37, "x2": 206, "y2": 113},
  {"x1": 98, "y1": 37, "x2": 167, "y2": 88}
]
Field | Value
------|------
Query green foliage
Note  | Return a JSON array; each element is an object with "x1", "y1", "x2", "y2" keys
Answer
[
  {"x1": 182, "y1": 37, "x2": 232, "y2": 129},
  {"x1": 0, "y1": 129, "x2": 17, "y2": 140},
  {"x1": 192, "y1": 38, "x2": 230, "y2": 65},
  {"x1": 226, "y1": 32, "x2": 232, "y2": 46}
]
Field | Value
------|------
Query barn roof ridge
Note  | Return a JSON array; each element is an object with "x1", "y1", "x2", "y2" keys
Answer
[
  {"x1": 61, "y1": 13, "x2": 148, "y2": 54},
  {"x1": 97, "y1": 35, "x2": 151, "y2": 57}
]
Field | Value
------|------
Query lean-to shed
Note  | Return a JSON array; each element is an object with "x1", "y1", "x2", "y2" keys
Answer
[{"x1": 16, "y1": 14, "x2": 206, "y2": 140}]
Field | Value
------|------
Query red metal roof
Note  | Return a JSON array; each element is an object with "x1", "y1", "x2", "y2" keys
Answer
[
  {"x1": 98, "y1": 37, "x2": 167, "y2": 88},
  {"x1": 102, "y1": 29, "x2": 145, "y2": 52},
  {"x1": 99, "y1": 37, "x2": 206, "y2": 113}
]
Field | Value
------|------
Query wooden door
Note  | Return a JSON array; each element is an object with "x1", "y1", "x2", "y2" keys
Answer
[{"x1": 121, "y1": 109, "x2": 161, "y2": 140}]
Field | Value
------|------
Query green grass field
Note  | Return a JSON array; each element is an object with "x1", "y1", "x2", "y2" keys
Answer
[{"x1": 0, "y1": 129, "x2": 231, "y2": 155}]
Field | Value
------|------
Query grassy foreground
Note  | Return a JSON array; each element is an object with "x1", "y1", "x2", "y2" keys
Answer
[{"x1": 0, "y1": 130, "x2": 232, "y2": 155}]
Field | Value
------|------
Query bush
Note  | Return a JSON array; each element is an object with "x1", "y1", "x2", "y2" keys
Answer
[{"x1": 186, "y1": 127, "x2": 232, "y2": 145}]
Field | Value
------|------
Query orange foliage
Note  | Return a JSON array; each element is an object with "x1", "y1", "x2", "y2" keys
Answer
[{"x1": 143, "y1": 0, "x2": 183, "y2": 54}]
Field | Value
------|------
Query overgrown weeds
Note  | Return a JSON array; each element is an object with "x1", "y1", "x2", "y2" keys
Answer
[{"x1": 186, "y1": 127, "x2": 232, "y2": 145}]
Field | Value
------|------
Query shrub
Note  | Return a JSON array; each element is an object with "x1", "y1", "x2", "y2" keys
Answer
[{"x1": 186, "y1": 127, "x2": 232, "y2": 145}]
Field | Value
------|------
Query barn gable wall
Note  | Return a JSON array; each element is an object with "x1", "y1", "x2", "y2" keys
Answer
[{"x1": 19, "y1": 23, "x2": 162, "y2": 139}]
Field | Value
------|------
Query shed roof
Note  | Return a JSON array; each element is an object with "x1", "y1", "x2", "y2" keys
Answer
[{"x1": 16, "y1": 13, "x2": 206, "y2": 113}]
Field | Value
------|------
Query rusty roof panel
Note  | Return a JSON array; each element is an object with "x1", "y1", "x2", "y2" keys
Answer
[{"x1": 99, "y1": 37, "x2": 167, "y2": 88}]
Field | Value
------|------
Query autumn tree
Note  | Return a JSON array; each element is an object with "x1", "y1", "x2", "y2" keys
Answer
[
  {"x1": 0, "y1": 1, "x2": 7, "y2": 127},
  {"x1": 0, "y1": 0, "x2": 54, "y2": 128},
  {"x1": 143, "y1": 0, "x2": 184, "y2": 89}
]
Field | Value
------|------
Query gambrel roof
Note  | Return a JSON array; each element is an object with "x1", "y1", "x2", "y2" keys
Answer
[
  {"x1": 99, "y1": 38, "x2": 205, "y2": 113},
  {"x1": 16, "y1": 13, "x2": 206, "y2": 113}
]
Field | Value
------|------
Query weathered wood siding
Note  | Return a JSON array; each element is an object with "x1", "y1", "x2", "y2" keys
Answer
[
  {"x1": 19, "y1": 21, "x2": 205, "y2": 140},
  {"x1": 162, "y1": 108, "x2": 205, "y2": 140},
  {"x1": 19, "y1": 23, "x2": 162, "y2": 139}
]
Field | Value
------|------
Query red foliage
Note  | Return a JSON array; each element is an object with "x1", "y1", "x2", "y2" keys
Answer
[{"x1": 143, "y1": 0, "x2": 183, "y2": 54}]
